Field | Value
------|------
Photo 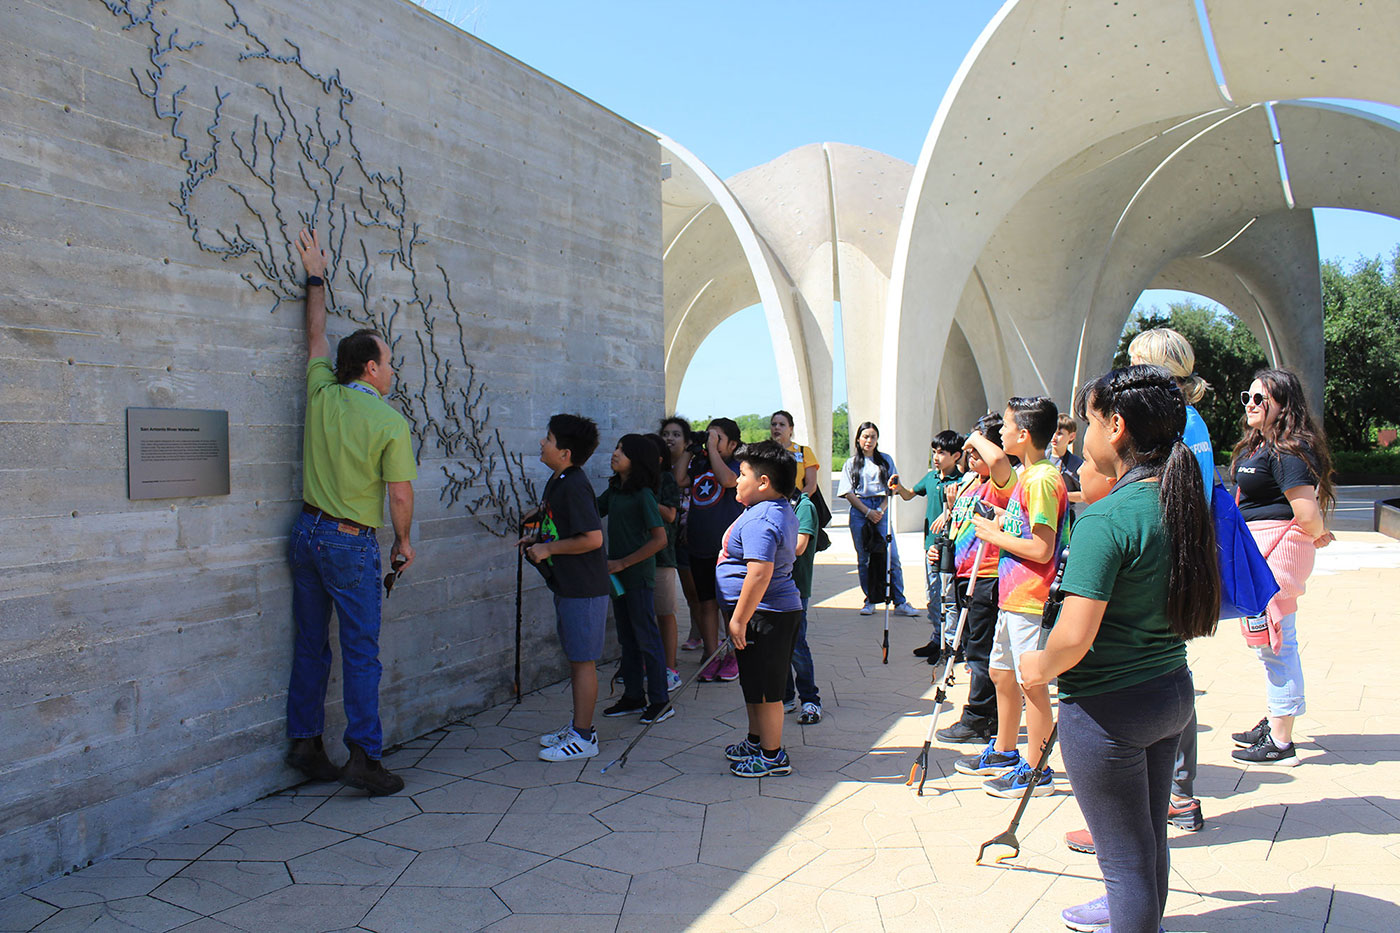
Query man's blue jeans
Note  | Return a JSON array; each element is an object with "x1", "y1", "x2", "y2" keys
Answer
[{"x1": 286, "y1": 510, "x2": 385, "y2": 758}]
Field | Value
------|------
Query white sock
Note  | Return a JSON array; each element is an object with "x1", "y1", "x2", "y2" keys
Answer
[{"x1": 1271, "y1": 734, "x2": 1292, "y2": 750}]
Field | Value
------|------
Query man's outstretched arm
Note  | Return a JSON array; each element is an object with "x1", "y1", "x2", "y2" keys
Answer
[{"x1": 296, "y1": 227, "x2": 330, "y2": 360}]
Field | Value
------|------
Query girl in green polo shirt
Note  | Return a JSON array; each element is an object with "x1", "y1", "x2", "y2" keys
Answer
[{"x1": 1019, "y1": 365, "x2": 1219, "y2": 933}]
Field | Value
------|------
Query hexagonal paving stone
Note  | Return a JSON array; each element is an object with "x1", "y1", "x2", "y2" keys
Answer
[
  {"x1": 28, "y1": 895, "x2": 198, "y2": 932},
  {"x1": 491, "y1": 859, "x2": 630, "y2": 915},
  {"x1": 211, "y1": 882, "x2": 385, "y2": 932},
  {"x1": 286, "y1": 837, "x2": 416, "y2": 886},
  {"x1": 150, "y1": 860, "x2": 291, "y2": 915},
  {"x1": 25, "y1": 859, "x2": 187, "y2": 909},
  {"x1": 360, "y1": 885, "x2": 510, "y2": 933},
  {"x1": 366, "y1": 811, "x2": 503, "y2": 851},
  {"x1": 204, "y1": 822, "x2": 351, "y2": 862},
  {"x1": 303, "y1": 794, "x2": 422, "y2": 835},
  {"x1": 487, "y1": 813, "x2": 609, "y2": 857},
  {"x1": 393, "y1": 842, "x2": 548, "y2": 888},
  {"x1": 413, "y1": 779, "x2": 520, "y2": 815}
]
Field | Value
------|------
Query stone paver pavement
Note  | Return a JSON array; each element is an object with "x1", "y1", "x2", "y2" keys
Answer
[{"x1": 3, "y1": 516, "x2": 1399, "y2": 932}]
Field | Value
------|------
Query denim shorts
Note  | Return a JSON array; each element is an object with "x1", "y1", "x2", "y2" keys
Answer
[{"x1": 554, "y1": 594, "x2": 608, "y2": 662}]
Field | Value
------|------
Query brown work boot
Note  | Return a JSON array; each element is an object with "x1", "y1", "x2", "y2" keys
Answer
[
  {"x1": 340, "y1": 742, "x2": 405, "y2": 796},
  {"x1": 285, "y1": 736, "x2": 340, "y2": 782},
  {"x1": 1065, "y1": 828, "x2": 1095, "y2": 854}
]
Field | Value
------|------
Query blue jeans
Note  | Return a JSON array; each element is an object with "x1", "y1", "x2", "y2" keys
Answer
[
  {"x1": 613, "y1": 587, "x2": 667, "y2": 706},
  {"x1": 1256, "y1": 612, "x2": 1305, "y2": 717},
  {"x1": 849, "y1": 497, "x2": 905, "y2": 605},
  {"x1": 784, "y1": 598, "x2": 820, "y2": 705},
  {"x1": 286, "y1": 510, "x2": 384, "y2": 758},
  {"x1": 1059, "y1": 666, "x2": 1194, "y2": 933}
]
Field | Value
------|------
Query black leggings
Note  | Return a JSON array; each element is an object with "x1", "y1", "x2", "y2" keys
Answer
[{"x1": 1059, "y1": 666, "x2": 1194, "y2": 933}]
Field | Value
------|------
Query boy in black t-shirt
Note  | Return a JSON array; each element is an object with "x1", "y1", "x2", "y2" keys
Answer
[{"x1": 521, "y1": 414, "x2": 611, "y2": 762}]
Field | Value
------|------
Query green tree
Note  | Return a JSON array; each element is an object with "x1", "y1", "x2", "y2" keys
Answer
[
  {"x1": 1115, "y1": 300, "x2": 1267, "y2": 453},
  {"x1": 1321, "y1": 252, "x2": 1400, "y2": 451},
  {"x1": 832, "y1": 403, "x2": 850, "y2": 462}
]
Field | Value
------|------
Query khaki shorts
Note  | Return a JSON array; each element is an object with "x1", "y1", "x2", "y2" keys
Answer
[
  {"x1": 654, "y1": 566, "x2": 678, "y2": 616},
  {"x1": 989, "y1": 608, "x2": 1043, "y2": 683}
]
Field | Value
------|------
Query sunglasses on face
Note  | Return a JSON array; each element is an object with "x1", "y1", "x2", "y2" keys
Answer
[{"x1": 1240, "y1": 391, "x2": 1269, "y2": 408}]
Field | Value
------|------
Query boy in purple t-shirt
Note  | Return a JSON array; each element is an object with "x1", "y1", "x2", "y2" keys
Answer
[{"x1": 717, "y1": 441, "x2": 803, "y2": 777}]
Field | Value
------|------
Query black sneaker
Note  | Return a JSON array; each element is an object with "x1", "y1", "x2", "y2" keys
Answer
[
  {"x1": 1232, "y1": 736, "x2": 1298, "y2": 767},
  {"x1": 340, "y1": 742, "x2": 405, "y2": 795},
  {"x1": 912, "y1": 641, "x2": 940, "y2": 658},
  {"x1": 286, "y1": 736, "x2": 340, "y2": 782},
  {"x1": 954, "y1": 741, "x2": 1021, "y2": 776},
  {"x1": 936, "y1": 720, "x2": 993, "y2": 744},
  {"x1": 639, "y1": 702, "x2": 675, "y2": 725},
  {"x1": 603, "y1": 697, "x2": 647, "y2": 717},
  {"x1": 1232, "y1": 717, "x2": 1270, "y2": 748}
]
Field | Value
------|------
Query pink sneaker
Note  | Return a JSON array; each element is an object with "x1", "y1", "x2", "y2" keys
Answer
[
  {"x1": 717, "y1": 653, "x2": 740, "y2": 682},
  {"x1": 681, "y1": 637, "x2": 703, "y2": 652},
  {"x1": 697, "y1": 655, "x2": 723, "y2": 682}
]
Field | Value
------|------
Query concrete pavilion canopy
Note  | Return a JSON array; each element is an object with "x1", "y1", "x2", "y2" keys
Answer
[{"x1": 659, "y1": 1, "x2": 1400, "y2": 527}]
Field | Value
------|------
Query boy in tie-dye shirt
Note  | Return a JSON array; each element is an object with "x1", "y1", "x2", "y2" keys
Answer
[{"x1": 960, "y1": 397, "x2": 1068, "y2": 798}]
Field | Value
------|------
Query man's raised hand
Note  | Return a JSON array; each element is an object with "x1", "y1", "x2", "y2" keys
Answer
[{"x1": 296, "y1": 227, "x2": 327, "y2": 278}]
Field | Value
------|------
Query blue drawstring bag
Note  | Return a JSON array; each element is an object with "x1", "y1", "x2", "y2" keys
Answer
[{"x1": 1212, "y1": 473, "x2": 1279, "y2": 619}]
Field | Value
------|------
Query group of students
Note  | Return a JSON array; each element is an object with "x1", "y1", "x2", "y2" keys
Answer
[
  {"x1": 856, "y1": 327, "x2": 1332, "y2": 933},
  {"x1": 520, "y1": 326, "x2": 1334, "y2": 932},
  {"x1": 520, "y1": 411, "x2": 825, "y2": 776}
]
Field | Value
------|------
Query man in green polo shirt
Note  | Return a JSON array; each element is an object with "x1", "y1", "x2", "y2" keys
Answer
[{"x1": 284, "y1": 228, "x2": 418, "y2": 796}]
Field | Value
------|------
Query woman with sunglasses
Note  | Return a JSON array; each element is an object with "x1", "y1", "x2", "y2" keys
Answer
[{"x1": 1228, "y1": 370, "x2": 1335, "y2": 767}]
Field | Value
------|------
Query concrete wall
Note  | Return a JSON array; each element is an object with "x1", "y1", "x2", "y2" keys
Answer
[{"x1": 0, "y1": 0, "x2": 662, "y2": 893}]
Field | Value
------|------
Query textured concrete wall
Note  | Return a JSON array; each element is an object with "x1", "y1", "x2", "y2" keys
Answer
[{"x1": 0, "y1": 0, "x2": 662, "y2": 893}]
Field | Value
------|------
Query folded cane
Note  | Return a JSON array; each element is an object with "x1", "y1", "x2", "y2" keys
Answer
[
  {"x1": 907, "y1": 539, "x2": 989, "y2": 794},
  {"x1": 600, "y1": 637, "x2": 733, "y2": 774},
  {"x1": 882, "y1": 488, "x2": 895, "y2": 664}
]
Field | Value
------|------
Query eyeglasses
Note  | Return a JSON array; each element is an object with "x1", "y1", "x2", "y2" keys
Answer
[
  {"x1": 383, "y1": 557, "x2": 407, "y2": 597},
  {"x1": 1239, "y1": 391, "x2": 1268, "y2": 408}
]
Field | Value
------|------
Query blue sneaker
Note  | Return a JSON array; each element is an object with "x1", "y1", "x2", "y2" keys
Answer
[
  {"x1": 724, "y1": 737, "x2": 761, "y2": 762},
  {"x1": 1061, "y1": 894, "x2": 1108, "y2": 931},
  {"x1": 984, "y1": 761, "x2": 1056, "y2": 798},
  {"x1": 954, "y1": 741, "x2": 1020, "y2": 776},
  {"x1": 730, "y1": 748, "x2": 791, "y2": 777}
]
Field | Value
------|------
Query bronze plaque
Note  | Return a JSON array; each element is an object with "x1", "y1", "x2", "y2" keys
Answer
[{"x1": 126, "y1": 408, "x2": 231, "y2": 499}]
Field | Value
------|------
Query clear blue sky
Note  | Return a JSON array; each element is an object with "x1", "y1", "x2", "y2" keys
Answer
[{"x1": 415, "y1": 1, "x2": 1400, "y2": 422}]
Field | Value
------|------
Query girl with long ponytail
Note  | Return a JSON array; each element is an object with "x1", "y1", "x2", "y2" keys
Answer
[{"x1": 1019, "y1": 365, "x2": 1219, "y2": 933}]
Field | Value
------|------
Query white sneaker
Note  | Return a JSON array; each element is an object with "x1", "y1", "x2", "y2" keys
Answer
[
  {"x1": 538, "y1": 727, "x2": 598, "y2": 761},
  {"x1": 784, "y1": 697, "x2": 799, "y2": 713},
  {"x1": 538, "y1": 722, "x2": 575, "y2": 747},
  {"x1": 666, "y1": 668, "x2": 683, "y2": 693},
  {"x1": 860, "y1": 603, "x2": 875, "y2": 616},
  {"x1": 895, "y1": 603, "x2": 922, "y2": 617},
  {"x1": 798, "y1": 702, "x2": 822, "y2": 725}
]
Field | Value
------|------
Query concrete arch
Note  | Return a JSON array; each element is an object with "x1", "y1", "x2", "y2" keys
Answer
[{"x1": 884, "y1": 0, "x2": 1400, "y2": 527}]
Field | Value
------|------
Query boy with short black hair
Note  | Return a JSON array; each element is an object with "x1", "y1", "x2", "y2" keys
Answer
[
  {"x1": 717, "y1": 441, "x2": 803, "y2": 777},
  {"x1": 687, "y1": 417, "x2": 745, "y2": 682},
  {"x1": 523, "y1": 414, "x2": 611, "y2": 762},
  {"x1": 1049, "y1": 413, "x2": 1086, "y2": 507},
  {"x1": 960, "y1": 397, "x2": 1068, "y2": 796},
  {"x1": 891, "y1": 429, "x2": 967, "y2": 661}
]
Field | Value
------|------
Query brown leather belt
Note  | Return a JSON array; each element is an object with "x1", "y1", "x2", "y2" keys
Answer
[{"x1": 302, "y1": 502, "x2": 372, "y2": 535}]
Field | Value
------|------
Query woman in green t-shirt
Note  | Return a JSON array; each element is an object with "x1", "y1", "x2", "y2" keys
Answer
[{"x1": 1019, "y1": 366, "x2": 1220, "y2": 933}]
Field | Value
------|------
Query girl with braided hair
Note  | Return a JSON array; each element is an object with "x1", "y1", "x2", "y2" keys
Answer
[{"x1": 1019, "y1": 365, "x2": 1220, "y2": 933}]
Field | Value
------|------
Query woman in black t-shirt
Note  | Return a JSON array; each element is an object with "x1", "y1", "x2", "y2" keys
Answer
[{"x1": 1228, "y1": 369, "x2": 1334, "y2": 768}]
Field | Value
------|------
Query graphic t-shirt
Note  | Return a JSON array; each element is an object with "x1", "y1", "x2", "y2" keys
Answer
[
  {"x1": 949, "y1": 475, "x2": 1006, "y2": 579},
  {"x1": 838, "y1": 453, "x2": 896, "y2": 498},
  {"x1": 685, "y1": 455, "x2": 743, "y2": 556},
  {"x1": 597, "y1": 485, "x2": 664, "y2": 591},
  {"x1": 1057, "y1": 481, "x2": 1187, "y2": 699},
  {"x1": 993, "y1": 459, "x2": 1069, "y2": 615},
  {"x1": 792, "y1": 494, "x2": 819, "y2": 599},
  {"x1": 912, "y1": 469, "x2": 966, "y2": 549},
  {"x1": 1183, "y1": 406, "x2": 1215, "y2": 505},
  {"x1": 1234, "y1": 442, "x2": 1318, "y2": 523},
  {"x1": 715, "y1": 498, "x2": 802, "y2": 612},
  {"x1": 537, "y1": 467, "x2": 609, "y2": 598}
]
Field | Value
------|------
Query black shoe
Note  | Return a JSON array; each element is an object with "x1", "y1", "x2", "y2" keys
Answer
[
  {"x1": 603, "y1": 696, "x2": 647, "y2": 717},
  {"x1": 1231, "y1": 736, "x2": 1298, "y2": 767},
  {"x1": 936, "y1": 720, "x2": 993, "y2": 744},
  {"x1": 286, "y1": 736, "x2": 340, "y2": 782},
  {"x1": 1232, "y1": 717, "x2": 1270, "y2": 748},
  {"x1": 912, "y1": 641, "x2": 940, "y2": 658},
  {"x1": 340, "y1": 742, "x2": 405, "y2": 795},
  {"x1": 639, "y1": 702, "x2": 675, "y2": 725}
]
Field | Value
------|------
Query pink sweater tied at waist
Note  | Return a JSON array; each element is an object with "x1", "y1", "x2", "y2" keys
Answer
[{"x1": 1245, "y1": 519, "x2": 1316, "y2": 652}]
